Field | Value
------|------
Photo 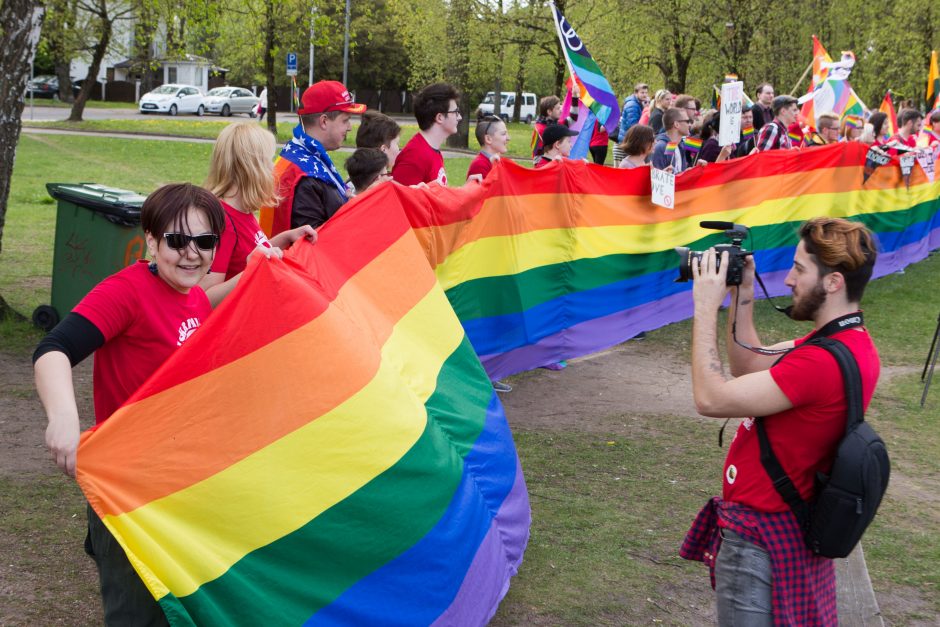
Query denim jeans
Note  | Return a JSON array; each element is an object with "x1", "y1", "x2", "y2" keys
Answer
[
  {"x1": 715, "y1": 528, "x2": 773, "y2": 626},
  {"x1": 85, "y1": 505, "x2": 169, "y2": 626}
]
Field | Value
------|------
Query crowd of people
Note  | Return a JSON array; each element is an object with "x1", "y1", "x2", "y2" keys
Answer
[{"x1": 31, "y1": 74, "x2": 929, "y2": 625}]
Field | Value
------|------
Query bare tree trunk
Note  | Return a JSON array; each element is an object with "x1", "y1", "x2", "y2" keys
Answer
[
  {"x1": 69, "y1": 0, "x2": 112, "y2": 122},
  {"x1": 264, "y1": 0, "x2": 278, "y2": 136},
  {"x1": 0, "y1": 0, "x2": 44, "y2": 318},
  {"x1": 513, "y1": 43, "x2": 529, "y2": 123},
  {"x1": 445, "y1": 0, "x2": 471, "y2": 149}
]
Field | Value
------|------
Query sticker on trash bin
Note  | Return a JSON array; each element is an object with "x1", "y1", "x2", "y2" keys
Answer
[{"x1": 125, "y1": 236, "x2": 146, "y2": 267}]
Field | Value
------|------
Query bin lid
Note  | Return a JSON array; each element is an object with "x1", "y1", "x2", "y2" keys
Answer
[{"x1": 46, "y1": 183, "x2": 146, "y2": 222}]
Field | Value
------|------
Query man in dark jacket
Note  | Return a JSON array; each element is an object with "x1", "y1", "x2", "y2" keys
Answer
[{"x1": 269, "y1": 80, "x2": 365, "y2": 235}]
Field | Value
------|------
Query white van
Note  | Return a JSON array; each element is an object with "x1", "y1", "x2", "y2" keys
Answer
[{"x1": 476, "y1": 91, "x2": 537, "y2": 123}]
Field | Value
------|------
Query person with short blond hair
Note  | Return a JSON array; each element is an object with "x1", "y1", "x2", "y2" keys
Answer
[{"x1": 805, "y1": 112, "x2": 841, "y2": 146}]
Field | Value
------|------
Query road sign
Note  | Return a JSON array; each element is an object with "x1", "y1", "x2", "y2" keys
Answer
[{"x1": 286, "y1": 52, "x2": 298, "y2": 77}]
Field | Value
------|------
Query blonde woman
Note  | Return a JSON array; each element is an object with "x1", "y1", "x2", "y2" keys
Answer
[{"x1": 200, "y1": 123, "x2": 315, "y2": 306}]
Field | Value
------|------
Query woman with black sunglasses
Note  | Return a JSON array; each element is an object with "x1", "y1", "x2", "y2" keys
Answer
[{"x1": 33, "y1": 183, "x2": 226, "y2": 626}]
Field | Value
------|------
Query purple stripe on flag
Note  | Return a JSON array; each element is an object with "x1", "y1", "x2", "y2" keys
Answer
[
  {"x1": 431, "y1": 458, "x2": 530, "y2": 627},
  {"x1": 478, "y1": 222, "x2": 940, "y2": 380}
]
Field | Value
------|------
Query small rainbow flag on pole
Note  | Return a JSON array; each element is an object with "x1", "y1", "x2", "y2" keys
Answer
[{"x1": 681, "y1": 136, "x2": 703, "y2": 154}]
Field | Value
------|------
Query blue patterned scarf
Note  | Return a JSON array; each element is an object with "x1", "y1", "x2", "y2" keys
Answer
[{"x1": 279, "y1": 124, "x2": 348, "y2": 201}]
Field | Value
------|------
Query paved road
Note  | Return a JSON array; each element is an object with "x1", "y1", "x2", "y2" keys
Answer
[{"x1": 21, "y1": 103, "x2": 301, "y2": 124}]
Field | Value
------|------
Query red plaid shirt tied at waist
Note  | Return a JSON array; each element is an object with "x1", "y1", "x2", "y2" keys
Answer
[{"x1": 680, "y1": 497, "x2": 837, "y2": 626}]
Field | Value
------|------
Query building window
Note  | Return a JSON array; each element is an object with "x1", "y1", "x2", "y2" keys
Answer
[
  {"x1": 194, "y1": 69, "x2": 203, "y2": 86},
  {"x1": 167, "y1": 66, "x2": 177, "y2": 83}
]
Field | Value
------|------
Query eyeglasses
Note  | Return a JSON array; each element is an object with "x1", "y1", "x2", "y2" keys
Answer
[
  {"x1": 446, "y1": 109, "x2": 462, "y2": 116},
  {"x1": 677, "y1": 118, "x2": 692, "y2": 124},
  {"x1": 163, "y1": 232, "x2": 219, "y2": 251}
]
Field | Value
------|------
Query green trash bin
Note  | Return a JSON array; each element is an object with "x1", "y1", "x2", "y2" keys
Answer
[{"x1": 33, "y1": 183, "x2": 149, "y2": 331}]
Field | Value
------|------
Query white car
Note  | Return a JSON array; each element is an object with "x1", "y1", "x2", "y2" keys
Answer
[
  {"x1": 139, "y1": 84, "x2": 205, "y2": 116},
  {"x1": 476, "y1": 91, "x2": 538, "y2": 123},
  {"x1": 202, "y1": 87, "x2": 260, "y2": 117}
]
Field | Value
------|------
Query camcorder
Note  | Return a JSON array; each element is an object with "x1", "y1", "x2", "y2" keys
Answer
[{"x1": 675, "y1": 221, "x2": 752, "y2": 286}]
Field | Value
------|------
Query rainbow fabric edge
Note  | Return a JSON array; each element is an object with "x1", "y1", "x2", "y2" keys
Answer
[{"x1": 76, "y1": 193, "x2": 531, "y2": 626}]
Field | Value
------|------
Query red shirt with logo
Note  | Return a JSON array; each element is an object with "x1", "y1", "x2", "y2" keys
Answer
[
  {"x1": 392, "y1": 132, "x2": 447, "y2": 186},
  {"x1": 211, "y1": 200, "x2": 272, "y2": 280},
  {"x1": 73, "y1": 261, "x2": 212, "y2": 424},
  {"x1": 722, "y1": 327, "x2": 880, "y2": 512},
  {"x1": 889, "y1": 133, "x2": 918, "y2": 148}
]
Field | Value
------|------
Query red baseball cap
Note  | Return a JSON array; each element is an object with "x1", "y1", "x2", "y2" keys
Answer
[{"x1": 298, "y1": 80, "x2": 366, "y2": 115}]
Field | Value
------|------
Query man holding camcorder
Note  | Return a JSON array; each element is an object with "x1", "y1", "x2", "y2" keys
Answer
[{"x1": 680, "y1": 218, "x2": 881, "y2": 624}]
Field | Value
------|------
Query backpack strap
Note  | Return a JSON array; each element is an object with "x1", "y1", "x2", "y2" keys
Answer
[{"x1": 756, "y1": 337, "x2": 864, "y2": 530}]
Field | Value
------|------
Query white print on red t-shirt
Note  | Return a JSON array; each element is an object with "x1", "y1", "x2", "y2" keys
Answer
[
  {"x1": 253, "y1": 230, "x2": 271, "y2": 248},
  {"x1": 177, "y1": 317, "x2": 201, "y2": 346},
  {"x1": 436, "y1": 167, "x2": 447, "y2": 185},
  {"x1": 742, "y1": 417, "x2": 754, "y2": 431},
  {"x1": 726, "y1": 464, "x2": 738, "y2": 484}
]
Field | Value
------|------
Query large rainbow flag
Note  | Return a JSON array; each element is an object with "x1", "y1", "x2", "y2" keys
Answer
[
  {"x1": 401, "y1": 144, "x2": 940, "y2": 380},
  {"x1": 76, "y1": 198, "x2": 530, "y2": 625}
]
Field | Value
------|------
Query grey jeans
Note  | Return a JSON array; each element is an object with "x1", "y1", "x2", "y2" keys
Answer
[
  {"x1": 85, "y1": 505, "x2": 169, "y2": 627},
  {"x1": 715, "y1": 529, "x2": 773, "y2": 626}
]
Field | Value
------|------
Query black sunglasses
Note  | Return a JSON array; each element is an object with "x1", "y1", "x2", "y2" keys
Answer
[{"x1": 163, "y1": 232, "x2": 219, "y2": 251}]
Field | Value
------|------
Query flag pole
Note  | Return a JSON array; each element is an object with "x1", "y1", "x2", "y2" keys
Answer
[
  {"x1": 549, "y1": 1, "x2": 577, "y2": 83},
  {"x1": 789, "y1": 60, "x2": 814, "y2": 96}
]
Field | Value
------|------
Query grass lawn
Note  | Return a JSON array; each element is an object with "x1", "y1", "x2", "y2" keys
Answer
[
  {"x1": 1, "y1": 132, "x2": 938, "y2": 623},
  {"x1": 23, "y1": 118, "x2": 539, "y2": 160}
]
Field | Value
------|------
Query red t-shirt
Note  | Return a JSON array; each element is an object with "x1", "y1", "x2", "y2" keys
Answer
[
  {"x1": 466, "y1": 152, "x2": 496, "y2": 180},
  {"x1": 392, "y1": 132, "x2": 447, "y2": 186},
  {"x1": 73, "y1": 261, "x2": 212, "y2": 424},
  {"x1": 722, "y1": 327, "x2": 880, "y2": 512},
  {"x1": 590, "y1": 120, "x2": 608, "y2": 148},
  {"x1": 211, "y1": 200, "x2": 272, "y2": 280},
  {"x1": 889, "y1": 133, "x2": 917, "y2": 148}
]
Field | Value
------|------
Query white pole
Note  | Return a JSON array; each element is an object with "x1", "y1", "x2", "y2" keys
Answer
[
  {"x1": 342, "y1": 0, "x2": 350, "y2": 85},
  {"x1": 307, "y1": 5, "x2": 317, "y2": 85}
]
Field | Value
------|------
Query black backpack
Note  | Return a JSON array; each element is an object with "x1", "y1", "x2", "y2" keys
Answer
[{"x1": 757, "y1": 336, "x2": 890, "y2": 558}]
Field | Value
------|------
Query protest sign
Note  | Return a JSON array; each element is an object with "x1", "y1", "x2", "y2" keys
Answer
[
  {"x1": 900, "y1": 153, "x2": 916, "y2": 189},
  {"x1": 863, "y1": 146, "x2": 892, "y2": 183},
  {"x1": 651, "y1": 167, "x2": 675, "y2": 209},
  {"x1": 719, "y1": 81, "x2": 743, "y2": 146},
  {"x1": 915, "y1": 148, "x2": 937, "y2": 182}
]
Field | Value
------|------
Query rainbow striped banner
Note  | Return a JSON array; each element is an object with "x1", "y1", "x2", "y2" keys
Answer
[
  {"x1": 406, "y1": 143, "x2": 940, "y2": 380},
  {"x1": 76, "y1": 198, "x2": 530, "y2": 625}
]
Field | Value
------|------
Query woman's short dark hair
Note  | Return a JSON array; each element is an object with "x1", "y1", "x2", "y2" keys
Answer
[
  {"x1": 868, "y1": 111, "x2": 887, "y2": 137},
  {"x1": 141, "y1": 183, "x2": 224, "y2": 240},
  {"x1": 356, "y1": 110, "x2": 401, "y2": 148},
  {"x1": 618, "y1": 124, "x2": 655, "y2": 157},
  {"x1": 346, "y1": 148, "x2": 389, "y2": 192},
  {"x1": 413, "y1": 82, "x2": 460, "y2": 130}
]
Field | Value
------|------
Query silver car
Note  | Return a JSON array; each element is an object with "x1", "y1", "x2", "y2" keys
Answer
[{"x1": 203, "y1": 87, "x2": 260, "y2": 117}]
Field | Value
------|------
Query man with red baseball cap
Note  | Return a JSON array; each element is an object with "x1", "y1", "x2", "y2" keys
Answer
[{"x1": 266, "y1": 80, "x2": 366, "y2": 236}]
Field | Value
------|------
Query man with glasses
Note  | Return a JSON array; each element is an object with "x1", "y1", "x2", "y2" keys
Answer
[
  {"x1": 805, "y1": 112, "x2": 841, "y2": 147},
  {"x1": 674, "y1": 94, "x2": 700, "y2": 121},
  {"x1": 392, "y1": 82, "x2": 461, "y2": 186},
  {"x1": 651, "y1": 107, "x2": 693, "y2": 173}
]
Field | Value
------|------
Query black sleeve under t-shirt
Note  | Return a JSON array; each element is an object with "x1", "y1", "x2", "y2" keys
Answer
[{"x1": 291, "y1": 177, "x2": 346, "y2": 230}]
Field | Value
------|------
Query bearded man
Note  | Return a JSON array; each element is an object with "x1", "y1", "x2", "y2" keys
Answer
[{"x1": 680, "y1": 217, "x2": 880, "y2": 624}]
